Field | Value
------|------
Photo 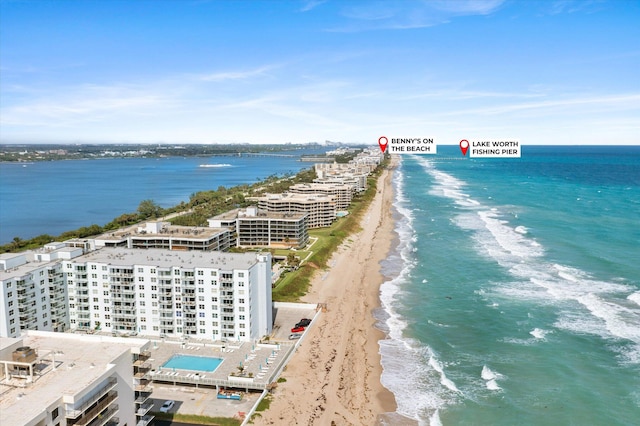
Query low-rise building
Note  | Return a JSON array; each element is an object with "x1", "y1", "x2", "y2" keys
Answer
[
  {"x1": 287, "y1": 183, "x2": 354, "y2": 210},
  {"x1": 251, "y1": 193, "x2": 336, "y2": 228},
  {"x1": 0, "y1": 331, "x2": 152, "y2": 426},
  {"x1": 208, "y1": 206, "x2": 309, "y2": 249},
  {"x1": 92, "y1": 221, "x2": 235, "y2": 251}
]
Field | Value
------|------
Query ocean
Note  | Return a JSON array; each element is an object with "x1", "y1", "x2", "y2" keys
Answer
[
  {"x1": 379, "y1": 146, "x2": 640, "y2": 426},
  {"x1": 0, "y1": 149, "x2": 323, "y2": 245}
]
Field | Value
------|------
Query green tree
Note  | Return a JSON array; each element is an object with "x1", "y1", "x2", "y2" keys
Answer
[{"x1": 137, "y1": 199, "x2": 163, "y2": 219}]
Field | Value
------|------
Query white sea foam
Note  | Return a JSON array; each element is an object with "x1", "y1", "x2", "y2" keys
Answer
[
  {"x1": 486, "y1": 379, "x2": 501, "y2": 390},
  {"x1": 428, "y1": 356, "x2": 462, "y2": 394},
  {"x1": 530, "y1": 328, "x2": 551, "y2": 339},
  {"x1": 380, "y1": 159, "x2": 457, "y2": 424},
  {"x1": 514, "y1": 225, "x2": 528, "y2": 234},
  {"x1": 429, "y1": 410, "x2": 443, "y2": 426},
  {"x1": 417, "y1": 156, "x2": 640, "y2": 364},
  {"x1": 481, "y1": 365, "x2": 502, "y2": 381},
  {"x1": 628, "y1": 292, "x2": 640, "y2": 307},
  {"x1": 481, "y1": 366, "x2": 503, "y2": 391}
]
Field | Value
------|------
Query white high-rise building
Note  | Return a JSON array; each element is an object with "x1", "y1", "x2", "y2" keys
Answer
[
  {"x1": 0, "y1": 244, "x2": 81, "y2": 338},
  {"x1": 65, "y1": 248, "x2": 272, "y2": 342}
]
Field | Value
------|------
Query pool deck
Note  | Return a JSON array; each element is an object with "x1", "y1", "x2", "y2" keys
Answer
[
  {"x1": 143, "y1": 302, "x2": 319, "y2": 422},
  {"x1": 146, "y1": 302, "x2": 318, "y2": 392},
  {"x1": 148, "y1": 339, "x2": 293, "y2": 391}
]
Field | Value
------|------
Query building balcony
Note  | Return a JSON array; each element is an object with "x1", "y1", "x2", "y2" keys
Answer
[
  {"x1": 135, "y1": 414, "x2": 155, "y2": 426},
  {"x1": 136, "y1": 401, "x2": 153, "y2": 416},
  {"x1": 65, "y1": 378, "x2": 117, "y2": 419},
  {"x1": 135, "y1": 391, "x2": 152, "y2": 404},
  {"x1": 82, "y1": 404, "x2": 118, "y2": 426}
]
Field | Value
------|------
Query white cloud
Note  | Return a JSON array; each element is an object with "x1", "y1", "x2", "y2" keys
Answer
[
  {"x1": 197, "y1": 65, "x2": 277, "y2": 82},
  {"x1": 299, "y1": 0, "x2": 327, "y2": 13},
  {"x1": 328, "y1": 0, "x2": 506, "y2": 32}
]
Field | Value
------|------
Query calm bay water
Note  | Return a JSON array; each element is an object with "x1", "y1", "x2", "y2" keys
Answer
[
  {"x1": 0, "y1": 149, "x2": 323, "y2": 244},
  {"x1": 379, "y1": 146, "x2": 640, "y2": 425}
]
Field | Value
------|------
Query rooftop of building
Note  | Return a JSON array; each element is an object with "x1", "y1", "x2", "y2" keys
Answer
[
  {"x1": 255, "y1": 192, "x2": 335, "y2": 202},
  {"x1": 210, "y1": 207, "x2": 307, "y2": 221},
  {"x1": 95, "y1": 221, "x2": 230, "y2": 242},
  {"x1": 0, "y1": 254, "x2": 60, "y2": 281},
  {"x1": 288, "y1": 182, "x2": 352, "y2": 190},
  {"x1": 0, "y1": 331, "x2": 149, "y2": 426},
  {"x1": 73, "y1": 247, "x2": 266, "y2": 270}
]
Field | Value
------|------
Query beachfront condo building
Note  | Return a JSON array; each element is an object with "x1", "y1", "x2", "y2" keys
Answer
[
  {"x1": 0, "y1": 331, "x2": 152, "y2": 426},
  {"x1": 64, "y1": 248, "x2": 272, "y2": 342},
  {"x1": 208, "y1": 206, "x2": 309, "y2": 249},
  {"x1": 287, "y1": 182, "x2": 354, "y2": 210},
  {"x1": 250, "y1": 192, "x2": 337, "y2": 228},
  {"x1": 0, "y1": 243, "x2": 79, "y2": 338},
  {"x1": 91, "y1": 221, "x2": 235, "y2": 251}
]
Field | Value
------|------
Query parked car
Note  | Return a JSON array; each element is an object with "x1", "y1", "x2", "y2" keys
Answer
[
  {"x1": 295, "y1": 318, "x2": 312, "y2": 328},
  {"x1": 288, "y1": 333, "x2": 303, "y2": 340},
  {"x1": 291, "y1": 326, "x2": 305, "y2": 333},
  {"x1": 160, "y1": 400, "x2": 175, "y2": 413}
]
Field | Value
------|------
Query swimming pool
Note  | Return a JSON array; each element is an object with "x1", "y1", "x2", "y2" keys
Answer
[{"x1": 161, "y1": 354, "x2": 223, "y2": 372}]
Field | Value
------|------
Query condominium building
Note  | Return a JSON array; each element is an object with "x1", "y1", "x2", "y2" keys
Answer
[
  {"x1": 0, "y1": 243, "x2": 81, "y2": 338},
  {"x1": 0, "y1": 331, "x2": 152, "y2": 426},
  {"x1": 92, "y1": 221, "x2": 235, "y2": 251},
  {"x1": 208, "y1": 206, "x2": 309, "y2": 249},
  {"x1": 251, "y1": 193, "x2": 336, "y2": 228},
  {"x1": 287, "y1": 183, "x2": 354, "y2": 211},
  {"x1": 65, "y1": 248, "x2": 272, "y2": 342}
]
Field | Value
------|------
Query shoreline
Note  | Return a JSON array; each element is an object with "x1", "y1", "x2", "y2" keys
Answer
[{"x1": 254, "y1": 155, "x2": 416, "y2": 425}]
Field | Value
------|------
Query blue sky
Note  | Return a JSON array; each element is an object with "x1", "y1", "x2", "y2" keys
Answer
[{"x1": 1, "y1": 0, "x2": 638, "y2": 145}]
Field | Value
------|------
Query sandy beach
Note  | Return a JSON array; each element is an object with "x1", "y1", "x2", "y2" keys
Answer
[{"x1": 254, "y1": 156, "x2": 413, "y2": 425}]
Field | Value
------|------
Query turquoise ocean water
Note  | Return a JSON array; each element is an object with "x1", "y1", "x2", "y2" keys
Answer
[{"x1": 379, "y1": 146, "x2": 640, "y2": 425}]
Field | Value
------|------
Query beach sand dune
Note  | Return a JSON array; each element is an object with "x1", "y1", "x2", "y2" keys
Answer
[{"x1": 254, "y1": 157, "x2": 414, "y2": 425}]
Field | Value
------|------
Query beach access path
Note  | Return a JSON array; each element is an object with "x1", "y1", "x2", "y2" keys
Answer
[{"x1": 254, "y1": 156, "x2": 405, "y2": 425}]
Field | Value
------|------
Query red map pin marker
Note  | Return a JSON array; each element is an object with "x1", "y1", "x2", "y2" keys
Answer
[
  {"x1": 378, "y1": 136, "x2": 388, "y2": 153},
  {"x1": 459, "y1": 139, "x2": 469, "y2": 156}
]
